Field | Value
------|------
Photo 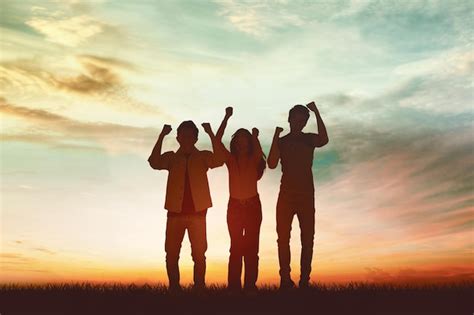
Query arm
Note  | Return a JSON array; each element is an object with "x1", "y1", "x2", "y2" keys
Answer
[
  {"x1": 251, "y1": 127, "x2": 264, "y2": 160},
  {"x1": 202, "y1": 122, "x2": 225, "y2": 168},
  {"x1": 148, "y1": 124, "x2": 172, "y2": 169},
  {"x1": 267, "y1": 127, "x2": 283, "y2": 169},
  {"x1": 307, "y1": 101, "x2": 329, "y2": 147},
  {"x1": 216, "y1": 106, "x2": 233, "y2": 141},
  {"x1": 215, "y1": 107, "x2": 233, "y2": 160}
]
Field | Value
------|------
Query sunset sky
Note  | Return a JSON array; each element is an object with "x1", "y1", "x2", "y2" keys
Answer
[{"x1": 1, "y1": 0, "x2": 473, "y2": 285}]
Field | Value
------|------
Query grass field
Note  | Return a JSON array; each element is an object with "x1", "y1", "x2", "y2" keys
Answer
[{"x1": 1, "y1": 281, "x2": 472, "y2": 315}]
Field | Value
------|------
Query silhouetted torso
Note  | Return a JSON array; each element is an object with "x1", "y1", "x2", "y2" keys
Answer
[
  {"x1": 151, "y1": 147, "x2": 221, "y2": 213},
  {"x1": 279, "y1": 132, "x2": 316, "y2": 194},
  {"x1": 168, "y1": 153, "x2": 206, "y2": 217},
  {"x1": 226, "y1": 155, "x2": 259, "y2": 200}
]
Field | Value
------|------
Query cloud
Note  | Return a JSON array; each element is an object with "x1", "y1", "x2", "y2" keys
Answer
[
  {"x1": 11, "y1": 239, "x2": 58, "y2": 255},
  {"x1": 387, "y1": 49, "x2": 474, "y2": 113},
  {"x1": 25, "y1": 8, "x2": 105, "y2": 47},
  {"x1": 0, "y1": 253, "x2": 38, "y2": 265},
  {"x1": 332, "y1": 0, "x2": 371, "y2": 18},
  {"x1": 77, "y1": 54, "x2": 135, "y2": 70},
  {"x1": 0, "y1": 55, "x2": 163, "y2": 116},
  {"x1": 1, "y1": 55, "x2": 127, "y2": 95},
  {"x1": 32, "y1": 247, "x2": 56, "y2": 255},
  {"x1": 0, "y1": 97, "x2": 159, "y2": 154},
  {"x1": 51, "y1": 56, "x2": 122, "y2": 94},
  {"x1": 0, "y1": 252, "x2": 51, "y2": 274},
  {"x1": 310, "y1": 79, "x2": 472, "y2": 267},
  {"x1": 312, "y1": 124, "x2": 473, "y2": 272},
  {"x1": 216, "y1": 0, "x2": 306, "y2": 37}
]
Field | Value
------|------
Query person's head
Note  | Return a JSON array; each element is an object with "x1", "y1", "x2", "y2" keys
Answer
[
  {"x1": 288, "y1": 105, "x2": 310, "y2": 133},
  {"x1": 230, "y1": 128, "x2": 252, "y2": 156},
  {"x1": 230, "y1": 128, "x2": 267, "y2": 180},
  {"x1": 177, "y1": 120, "x2": 198, "y2": 150}
]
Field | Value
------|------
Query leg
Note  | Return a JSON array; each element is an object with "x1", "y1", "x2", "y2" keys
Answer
[
  {"x1": 276, "y1": 191, "x2": 295, "y2": 286},
  {"x1": 165, "y1": 216, "x2": 186, "y2": 290},
  {"x1": 227, "y1": 201, "x2": 245, "y2": 290},
  {"x1": 243, "y1": 198, "x2": 262, "y2": 290},
  {"x1": 187, "y1": 215, "x2": 208, "y2": 289},
  {"x1": 296, "y1": 194, "x2": 315, "y2": 287}
]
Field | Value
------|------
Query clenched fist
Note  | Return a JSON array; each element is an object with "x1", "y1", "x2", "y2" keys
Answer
[
  {"x1": 201, "y1": 122, "x2": 212, "y2": 134},
  {"x1": 306, "y1": 101, "x2": 319, "y2": 114},
  {"x1": 225, "y1": 106, "x2": 233, "y2": 118},
  {"x1": 252, "y1": 127, "x2": 259, "y2": 137},
  {"x1": 161, "y1": 124, "x2": 172, "y2": 136}
]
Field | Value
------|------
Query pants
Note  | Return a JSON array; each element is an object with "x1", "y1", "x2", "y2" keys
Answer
[
  {"x1": 165, "y1": 214, "x2": 207, "y2": 288},
  {"x1": 276, "y1": 190, "x2": 315, "y2": 284},
  {"x1": 227, "y1": 195, "x2": 262, "y2": 290}
]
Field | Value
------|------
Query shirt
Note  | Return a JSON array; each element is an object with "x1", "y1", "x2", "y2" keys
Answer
[
  {"x1": 180, "y1": 154, "x2": 195, "y2": 214},
  {"x1": 148, "y1": 147, "x2": 224, "y2": 213},
  {"x1": 168, "y1": 153, "x2": 209, "y2": 217},
  {"x1": 278, "y1": 132, "x2": 317, "y2": 194}
]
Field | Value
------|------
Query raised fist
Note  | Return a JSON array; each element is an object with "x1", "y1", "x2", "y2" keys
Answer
[
  {"x1": 161, "y1": 124, "x2": 172, "y2": 136},
  {"x1": 252, "y1": 127, "x2": 259, "y2": 137},
  {"x1": 306, "y1": 101, "x2": 318, "y2": 113},
  {"x1": 201, "y1": 122, "x2": 212, "y2": 134},
  {"x1": 225, "y1": 106, "x2": 233, "y2": 118}
]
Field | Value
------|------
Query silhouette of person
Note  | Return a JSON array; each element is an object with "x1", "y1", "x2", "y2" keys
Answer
[
  {"x1": 148, "y1": 121, "x2": 224, "y2": 292},
  {"x1": 215, "y1": 107, "x2": 266, "y2": 293},
  {"x1": 267, "y1": 101, "x2": 329, "y2": 289}
]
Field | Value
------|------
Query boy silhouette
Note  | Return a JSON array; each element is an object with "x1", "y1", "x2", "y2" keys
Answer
[
  {"x1": 148, "y1": 121, "x2": 224, "y2": 292},
  {"x1": 267, "y1": 101, "x2": 329, "y2": 289}
]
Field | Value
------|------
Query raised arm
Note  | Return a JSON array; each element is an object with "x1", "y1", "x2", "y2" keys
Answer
[
  {"x1": 267, "y1": 127, "x2": 283, "y2": 169},
  {"x1": 148, "y1": 124, "x2": 172, "y2": 169},
  {"x1": 251, "y1": 127, "x2": 264, "y2": 160},
  {"x1": 307, "y1": 101, "x2": 329, "y2": 147},
  {"x1": 202, "y1": 122, "x2": 225, "y2": 168},
  {"x1": 215, "y1": 106, "x2": 233, "y2": 160},
  {"x1": 216, "y1": 106, "x2": 233, "y2": 141}
]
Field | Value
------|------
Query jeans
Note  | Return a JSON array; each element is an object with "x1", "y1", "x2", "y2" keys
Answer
[
  {"x1": 227, "y1": 195, "x2": 262, "y2": 290},
  {"x1": 276, "y1": 190, "x2": 315, "y2": 285},
  {"x1": 165, "y1": 214, "x2": 207, "y2": 288}
]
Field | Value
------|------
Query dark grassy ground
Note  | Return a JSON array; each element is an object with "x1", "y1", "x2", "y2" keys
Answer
[{"x1": 1, "y1": 282, "x2": 472, "y2": 315}]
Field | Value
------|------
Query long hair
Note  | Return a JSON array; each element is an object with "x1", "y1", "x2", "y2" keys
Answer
[{"x1": 230, "y1": 128, "x2": 266, "y2": 180}]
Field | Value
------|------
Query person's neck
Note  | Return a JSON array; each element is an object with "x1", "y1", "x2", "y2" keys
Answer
[
  {"x1": 179, "y1": 146, "x2": 195, "y2": 154},
  {"x1": 289, "y1": 130, "x2": 303, "y2": 135}
]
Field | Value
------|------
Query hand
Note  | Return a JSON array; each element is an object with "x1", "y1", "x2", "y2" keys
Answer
[
  {"x1": 160, "y1": 124, "x2": 172, "y2": 136},
  {"x1": 275, "y1": 127, "x2": 283, "y2": 135},
  {"x1": 201, "y1": 122, "x2": 213, "y2": 134},
  {"x1": 306, "y1": 101, "x2": 319, "y2": 114},
  {"x1": 225, "y1": 106, "x2": 233, "y2": 118},
  {"x1": 252, "y1": 127, "x2": 259, "y2": 137}
]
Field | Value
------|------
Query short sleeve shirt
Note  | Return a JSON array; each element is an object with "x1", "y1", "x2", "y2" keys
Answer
[{"x1": 279, "y1": 132, "x2": 316, "y2": 194}]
